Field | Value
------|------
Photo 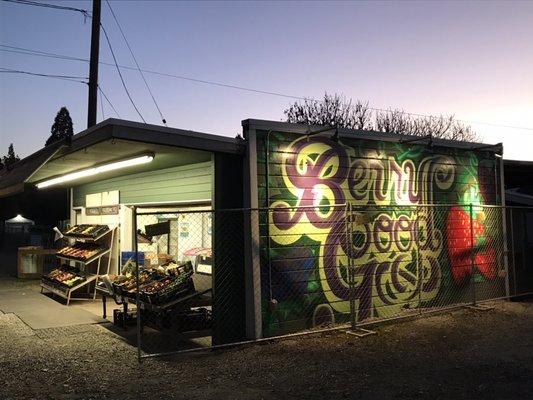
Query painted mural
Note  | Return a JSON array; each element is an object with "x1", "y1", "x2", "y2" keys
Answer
[{"x1": 257, "y1": 131, "x2": 504, "y2": 336}]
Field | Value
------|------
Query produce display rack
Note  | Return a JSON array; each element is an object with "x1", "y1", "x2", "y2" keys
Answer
[{"x1": 41, "y1": 226, "x2": 117, "y2": 305}]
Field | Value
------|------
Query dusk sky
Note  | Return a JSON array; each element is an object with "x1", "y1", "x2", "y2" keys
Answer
[{"x1": 1, "y1": 0, "x2": 532, "y2": 160}]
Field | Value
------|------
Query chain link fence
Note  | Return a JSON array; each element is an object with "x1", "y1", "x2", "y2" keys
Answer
[
  {"x1": 260, "y1": 204, "x2": 350, "y2": 336},
  {"x1": 127, "y1": 204, "x2": 532, "y2": 359},
  {"x1": 128, "y1": 208, "x2": 249, "y2": 357}
]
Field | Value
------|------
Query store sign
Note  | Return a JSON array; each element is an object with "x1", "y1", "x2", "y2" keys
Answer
[
  {"x1": 85, "y1": 205, "x2": 119, "y2": 216},
  {"x1": 179, "y1": 221, "x2": 190, "y2": 238},
  {"x1": 86, "y1": 207, "x2": 101, "y2": 216},
  {"x1": 101, "y1": 205, "x2": 119, "y2": 215}
]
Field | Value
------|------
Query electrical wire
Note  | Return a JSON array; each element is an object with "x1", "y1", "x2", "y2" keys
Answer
[
  {"x1": 1, "y1": 44, "x2": 532, "y2": 132},
  {"x1": 99, "y1": 84, "x2": 105, "y2": 121},
  {"x1": 105, "y1": 0, "x2": 167, "y2": 126},
  {"x1": 0, "y1": 67, "x2": 88, "y2": 83},
  {"x1": 1, "y1": 0, "x2": 90, "y2": 19},
  {"x1": 0, "y1": 45, "x2": 87, "y2": 62},
  {"x1": 0, "y1": 45, "x2": 342, "y2": 103},
  {"x1": 98, "y1": 85, "x2": 121, "y2": 118},
  {"x1": 99, "y1": 23, "x2": 146, "y2": 123}
]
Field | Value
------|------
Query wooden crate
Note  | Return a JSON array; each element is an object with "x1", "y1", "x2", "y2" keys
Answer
[{"x1": 17, "y1": 246, "x2": 57, "y2": 279}]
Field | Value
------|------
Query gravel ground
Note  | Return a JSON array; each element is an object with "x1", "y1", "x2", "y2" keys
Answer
[{"x1": 1, "y1": 299, "x2": 532, "y2": 400}]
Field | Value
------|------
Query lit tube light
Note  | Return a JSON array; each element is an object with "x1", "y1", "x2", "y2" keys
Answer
[{"x1": 36, "y1": 154, "x2": 154, "y2": 189}]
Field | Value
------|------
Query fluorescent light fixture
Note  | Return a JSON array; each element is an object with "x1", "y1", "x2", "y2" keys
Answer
[{"x1": 36, "y1": 154, "x2": 154, "y2": 189}]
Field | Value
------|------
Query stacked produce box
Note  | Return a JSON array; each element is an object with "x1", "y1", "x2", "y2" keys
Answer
[{"x1": 113, "y1": 261, "x2": 194, "y2": 305}]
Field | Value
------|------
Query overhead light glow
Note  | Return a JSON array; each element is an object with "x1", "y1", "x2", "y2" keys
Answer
[{"x1": 36, "y1": 154, "x2": 154, "y2": 189}]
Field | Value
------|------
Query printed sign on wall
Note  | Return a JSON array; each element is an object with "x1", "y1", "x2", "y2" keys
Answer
[
  {"x1": 85, "y1": 207, "x2": 101, "y2": 216},
  {"x1": 85, "y1": 205, "x2": 119, "y2": 216}
]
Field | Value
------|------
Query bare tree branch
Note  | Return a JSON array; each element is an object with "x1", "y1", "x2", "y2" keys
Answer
[{"x1": 284, "y1": 93, "x2": 479, "y2": 142}]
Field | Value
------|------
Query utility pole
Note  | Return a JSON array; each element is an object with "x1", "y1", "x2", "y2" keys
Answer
[{"x1": 87, "y1": 0, "x2": 101, "y2": 128}]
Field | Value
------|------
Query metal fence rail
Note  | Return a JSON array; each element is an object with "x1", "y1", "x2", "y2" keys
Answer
[{"x1": 130, "y1": 204, "x2": 533, "y2": 359}]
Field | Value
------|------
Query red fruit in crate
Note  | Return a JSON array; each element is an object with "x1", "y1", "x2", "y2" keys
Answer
[{"x1": 446, "y1": 206, "x2": 497, "y2": 284}]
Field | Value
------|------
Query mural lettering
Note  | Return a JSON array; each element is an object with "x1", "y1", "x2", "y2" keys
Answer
[{"x1": 262, "y1": 134, "x2": 501, "y2": 334}]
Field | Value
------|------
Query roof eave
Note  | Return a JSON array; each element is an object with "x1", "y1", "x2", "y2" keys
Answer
[{"x1": 242, "y1": 118, "x2": 502, "y2": 153}]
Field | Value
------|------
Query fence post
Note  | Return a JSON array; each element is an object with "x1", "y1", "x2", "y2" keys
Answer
[
  {"x1": 133, "y1": 206, "x2": 142, "y2": 363},
  {"x1": 498, "y1": 154, "x2": 511, "y2": 299},
  {"x1": 499, "y1": 204, "x2": 511, "y2": 300},
  {"x1": 417, "y1": 205, "x2": 422, "y2": 315},
  {"x1": 509, "y1": 208, "x2": 516, "y2": 297},
  {"x1": 346, "y1": 203, "x2": 356, "y2": 330},
  {"x1": 469, "y1": 203, "x2": 476, "y2": 306}
]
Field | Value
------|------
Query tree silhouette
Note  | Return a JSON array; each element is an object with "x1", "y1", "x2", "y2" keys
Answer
[
  {"x1": 285, "y1": 93, "x2": 373, "y2": 130},
  {"x1": 285, "y1": 93, "x2": 478, "y2": 142},
  {"x1": 374, "y1": 109, "x2": 478, "y2": 141},
  {"x1": 46, "y1": 107, "x2": 74, "y2": 146},
  {"x1": 1, "y1": 143, "x2": 20, "y2": 169}
]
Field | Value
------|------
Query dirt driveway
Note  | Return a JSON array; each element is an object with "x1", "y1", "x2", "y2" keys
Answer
[{"x1": 1, "y1": 299, "x2": 532, "y2": 400}]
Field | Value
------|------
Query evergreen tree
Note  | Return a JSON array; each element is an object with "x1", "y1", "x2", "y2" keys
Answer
[
  {"x1": 2, "y1": 143, "x2": 20, "y2": 168},
  {"x1": 46, "y1": 106, "x2": 74, "y2": 146}
]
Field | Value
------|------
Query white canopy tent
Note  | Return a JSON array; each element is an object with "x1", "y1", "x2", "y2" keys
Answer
[{"x1": 4, "y1": 215, "x2": 35, "y2": 233}]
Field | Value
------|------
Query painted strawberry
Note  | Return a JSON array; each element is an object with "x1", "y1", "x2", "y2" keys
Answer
[{"x1": 446, "y1": 184, "x2": 497, "y2": 284}]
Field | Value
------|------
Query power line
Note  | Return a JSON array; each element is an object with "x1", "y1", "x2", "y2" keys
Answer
[
  {"x1": 1, "y1": 0, "x2": 90, "y2": 19},
  {"x1": 98, "y1": 85, "x2": 121, "y2": 118},
  {"x1": 0, "y1": 46, "x2": 295, "y2": 100},
  {"x1": 0, "y1": 46, "x2": 87, "y2": 62},
  {"x1": 0, "y1": 67, "x2": 88, "y2": 83},
  {"x1": 1, "y1": 43, "x2": 532, "y2": 132},
  {"x1": 99, "y1": 23, "x2": 146, "y2": 123},
  {"x1": 99, "y1": 84, "x2": 105, "y2": 120},
  {"x1": 105, "y1": 0, "x2": 167, "y2": 126}
]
